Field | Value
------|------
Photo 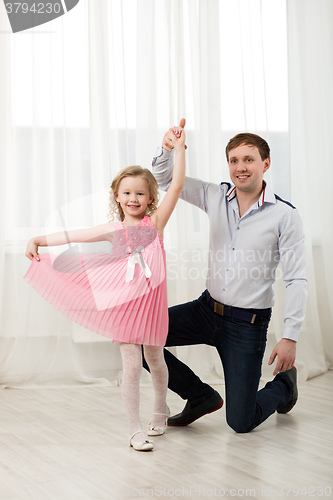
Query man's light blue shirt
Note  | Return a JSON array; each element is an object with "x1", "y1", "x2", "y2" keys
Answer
[{"x1": 152, "y1": 148, "x2": 307, "y2": 342}]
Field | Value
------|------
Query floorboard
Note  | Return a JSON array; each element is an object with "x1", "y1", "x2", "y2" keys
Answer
[{"x1": 0, "y1": 371, "x2": 332, "y2": 499}]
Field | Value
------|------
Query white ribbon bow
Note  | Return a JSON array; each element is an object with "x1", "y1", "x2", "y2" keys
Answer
[{"x1": 125, "y1": 246, "x2": 152, "y2": 283}]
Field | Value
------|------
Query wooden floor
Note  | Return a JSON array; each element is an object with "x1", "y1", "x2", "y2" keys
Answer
[{"x1": 0, "y1": 371, "x2": 332, "y2": 500}]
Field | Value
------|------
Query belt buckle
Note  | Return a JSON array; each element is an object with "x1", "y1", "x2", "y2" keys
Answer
[{"x1": 214, "y1": 301, "x2": 224, "y2": 316}]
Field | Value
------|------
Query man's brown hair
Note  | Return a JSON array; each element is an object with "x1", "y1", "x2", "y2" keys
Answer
[{"x1": 225, "y1": 133, "x2": 270, "y2": 161}]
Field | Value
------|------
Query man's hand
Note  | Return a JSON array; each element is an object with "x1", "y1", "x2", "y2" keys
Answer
[
  {"x1": 162, "y1": 118, "x2": 187, "y2": 152},
  {"x1": 268, "y1": 338, "x2": 296, "y2": 376}
]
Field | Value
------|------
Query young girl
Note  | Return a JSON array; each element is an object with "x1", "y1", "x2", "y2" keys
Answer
[{"x1": 25, "y1": 127, "x2": 186, "y2": 451}]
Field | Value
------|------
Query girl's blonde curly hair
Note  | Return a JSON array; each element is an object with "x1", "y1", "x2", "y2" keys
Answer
[{"x1": 108, "y1": 165, "x2": 159, "y2": 222}]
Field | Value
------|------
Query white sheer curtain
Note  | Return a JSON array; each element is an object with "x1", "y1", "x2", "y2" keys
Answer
[
  {"x1": 285, "y1": 0, "x2": 333, "y2": 378},
  {"x1": 0, "y1": 0, "x2": 331, "y2": 389}
]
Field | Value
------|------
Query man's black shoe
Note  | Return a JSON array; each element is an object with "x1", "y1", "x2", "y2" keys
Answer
[
  {"x1": 167, "y1": 390, "x2": 223, "y2": 426},
  {"x1": 277, "y1": 366, "x2": 298, "y2": 414}
]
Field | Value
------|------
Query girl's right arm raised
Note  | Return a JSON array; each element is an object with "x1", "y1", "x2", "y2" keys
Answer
[
  {"x1": 151, "y1": 129, "x2": 186, "y2": 235},
  {"x1": 25, "y1": 222, "x2": 113, "y2": 261}
]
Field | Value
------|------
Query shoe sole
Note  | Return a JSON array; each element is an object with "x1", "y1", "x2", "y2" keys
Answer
[
  {"x1": 130, "y1": 442, "x2": 154, "y2": 451},
  {"x1": 167, "y1": 400, "x2": 223, "y2": 427}
]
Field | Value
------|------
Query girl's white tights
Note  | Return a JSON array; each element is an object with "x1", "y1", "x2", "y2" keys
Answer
[
  {"x1": 119, "y1": 343, "x2": 168, "y2": 442},
  {"x1": 144, "y1": 344, "x2": 169, "y2": 427}
]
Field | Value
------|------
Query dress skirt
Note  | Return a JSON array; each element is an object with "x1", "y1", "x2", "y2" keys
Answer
[{"x1": 24, "y1": 216, "x2": 168, "y2": 346}]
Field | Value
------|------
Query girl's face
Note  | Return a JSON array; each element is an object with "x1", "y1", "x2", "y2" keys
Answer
[{"x1": 115, "y1": 176, "x2": 152, "y2": 220}]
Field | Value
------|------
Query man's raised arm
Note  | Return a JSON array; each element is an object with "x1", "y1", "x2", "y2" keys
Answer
[{"x1": 151, "y1": 119, "x2": 186, "y2": 191}]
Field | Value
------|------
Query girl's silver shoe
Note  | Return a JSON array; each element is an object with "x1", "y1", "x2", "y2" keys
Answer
[
  {"x1": 147, "y1": 406, "x2": 171, "y2": 436},
  {"x1": 130, "y1": 430, "x2": 154, "y2": 451}
]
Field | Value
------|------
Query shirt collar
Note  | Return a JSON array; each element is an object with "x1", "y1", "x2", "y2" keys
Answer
[
  {"x1": 226, "y1": 182, "x2": 276, "y2": 207},
  {"x1": 258, "y1": 183, "x2": 276, "y2": 206},
  {"x1": 226, "y1": 185, "x2": 237, "y2": 201}
]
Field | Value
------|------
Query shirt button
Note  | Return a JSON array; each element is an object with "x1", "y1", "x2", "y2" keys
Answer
[
  {"x1": 232, "y1": 248, "x2": 235, "y2": 250},
  {"x1": 237, "y1": 227, "x2": 240, "y2": 230},
  {"x1": 223, "y1": 288, "x2": 225, "y2": 291}
]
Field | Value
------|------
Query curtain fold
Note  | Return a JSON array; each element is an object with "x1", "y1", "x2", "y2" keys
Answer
[
  {"x1": 0, "y1": 10, "x2": 11, "y2": 326},
  {"x1": 0, "y1": 0, "x2": 331, "y2": 389},
  {"x1": 286, "y1": 0, "x2": 333, "y2": 375}
]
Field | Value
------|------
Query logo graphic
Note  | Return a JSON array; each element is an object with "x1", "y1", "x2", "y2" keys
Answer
[{"x1": 4, "y1": 0, "x2": 80, "y2": 33}]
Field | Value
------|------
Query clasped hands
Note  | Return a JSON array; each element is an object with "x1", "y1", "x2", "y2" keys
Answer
[{"x1": 162, "y1": 118, "x2": 187, "y2": 152}]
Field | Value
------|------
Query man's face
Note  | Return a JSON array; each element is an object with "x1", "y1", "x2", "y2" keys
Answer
[{"x1": 228, "y1": 144, "x2": 270, "y2": 194}]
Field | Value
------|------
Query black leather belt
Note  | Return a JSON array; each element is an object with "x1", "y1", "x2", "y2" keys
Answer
[{"x1": 205, "y1": 290, "x2": 271, "y2": 324}]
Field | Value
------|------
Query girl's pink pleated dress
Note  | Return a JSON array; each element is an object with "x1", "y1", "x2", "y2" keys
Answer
[{"x1": 24, "y1": 215, "x2": 168, "y2": 346}]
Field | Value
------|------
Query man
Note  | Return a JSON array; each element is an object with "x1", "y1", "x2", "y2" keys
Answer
[{"x1": 148, "y1": 119, "x2": 307, "y2": 433}]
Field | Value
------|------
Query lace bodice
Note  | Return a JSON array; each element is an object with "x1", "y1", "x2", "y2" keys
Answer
[{"x1": 112, "y1": 215, "x2": 163, "y2": 258}]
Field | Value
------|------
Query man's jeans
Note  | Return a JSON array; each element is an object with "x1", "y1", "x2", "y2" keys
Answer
[{"x1": 144, "y1": 292, "x2": 293, "y2": 433}]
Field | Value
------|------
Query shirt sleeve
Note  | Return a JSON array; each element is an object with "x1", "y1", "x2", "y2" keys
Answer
[
  {"x1": 279, "y1": 208, "x2": 307, "y2": 341},
  {"x1": 151, "y1": 147, "x2": 220, "y2": 213}
]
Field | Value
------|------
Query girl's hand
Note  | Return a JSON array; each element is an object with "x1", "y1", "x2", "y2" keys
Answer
[
  {"x1": 26, "y1": 239, "x2": 40, "y2": 261},
  {"x1": 169, "y1": 127, "x2": 186, "y2": 151}
]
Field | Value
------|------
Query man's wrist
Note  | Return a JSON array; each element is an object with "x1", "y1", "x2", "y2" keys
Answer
[
  {"x1": 282, "y1": 332, "x2": 298, "y2": 342},
  {"x1": 161, "y1": 146, "x2": 174, "y2": 155},
  {"x1": 281, "y1": 337, "x2": 297, "y2": 343}
]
